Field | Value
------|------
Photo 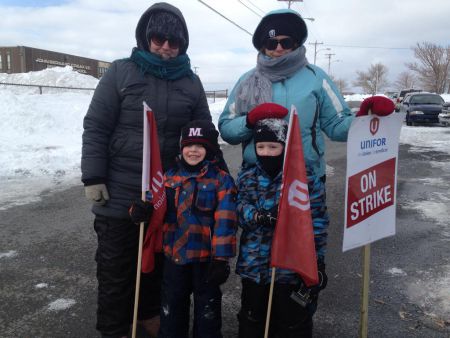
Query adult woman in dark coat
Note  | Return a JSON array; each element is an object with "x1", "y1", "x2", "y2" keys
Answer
[{"x1": 81, "y1": 3, "x2": 211, "y2": 337}]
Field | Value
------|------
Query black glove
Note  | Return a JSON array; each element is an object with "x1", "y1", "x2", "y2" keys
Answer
[
  {"x1": 309, "y1": 260, "x2": 327, "y2": 295},
  {"x1": 205, "y1": 260, "x2": 230, "y2": 285},
  {"x1": 255, "y1": 209, "x2": 277, "y2": 227},
  {"x1": 129, "y1": 200, "x2": 153, "y2": 224}
]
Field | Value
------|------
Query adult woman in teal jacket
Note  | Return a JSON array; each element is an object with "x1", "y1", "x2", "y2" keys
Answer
[
  {"x1": 219, "y1": 8, "x2": 354, "y2": 180},
  {"x1": 219, "y1": 8, "x2": 394, "y2": 337}
]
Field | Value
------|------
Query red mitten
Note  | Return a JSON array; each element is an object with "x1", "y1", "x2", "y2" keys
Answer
[
  {"x1": 356, "y1": 96, "x2": 395, "y2": 117},
  {"x1": 246, "y1": 103, "x2": 288, "y2": 128}
]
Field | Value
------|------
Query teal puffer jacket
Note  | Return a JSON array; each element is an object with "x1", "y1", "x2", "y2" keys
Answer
[{"x1": 218, "y1": 63, "x2": 354, "y2": 178}]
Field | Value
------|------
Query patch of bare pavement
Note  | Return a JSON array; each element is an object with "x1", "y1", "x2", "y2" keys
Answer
[{"x1": 1, "y1": 142, "x2": 449, "y2": 337}]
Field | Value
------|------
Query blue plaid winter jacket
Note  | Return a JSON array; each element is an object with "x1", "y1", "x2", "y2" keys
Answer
[
  {"x1": 163, "y1": 160, "x2": 237, "y2": 265},
  {"x1": 236, "y1": 163, "x2": 329, "y2": 285}
]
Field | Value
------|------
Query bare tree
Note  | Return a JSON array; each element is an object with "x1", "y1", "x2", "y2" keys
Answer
[
  {"x1": 353, "y1": 63, "x2": 389, "y2": 95},
  {"x1": 329, "y1": 75, "x2": 349, "y2": 94},
  {"x1": 407, "y1": 42, "x2": 450, "y2": 93},
  {"x1": 394, "y1": 71, "x2": 417, "y2": 90}
]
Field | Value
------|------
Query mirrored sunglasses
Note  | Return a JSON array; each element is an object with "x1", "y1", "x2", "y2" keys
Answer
[
  {"x1": 151, "y1": 34, "x2": 181, "y2": 49},
  {"x1": 265, "y1": 37, "x2": 295, "y2": 51}
]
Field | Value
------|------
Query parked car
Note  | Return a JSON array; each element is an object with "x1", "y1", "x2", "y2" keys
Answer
[
  {"x1": 438, "y1": 102, "x2": 450, "y2": 126},
  {"x1": 384, "y1": 91, "x2": 398, "y2": 102},
  {"x1": 399, "y1": 92, "x2": 444, "y2": 126},
  {"x1": 395, "y1": 88, "x2": 422, "y2": 111}
]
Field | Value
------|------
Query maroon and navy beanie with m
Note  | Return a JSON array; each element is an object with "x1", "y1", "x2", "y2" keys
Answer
[{"x1": 180, "y1": 120, "x2": 220, "y2": 159}]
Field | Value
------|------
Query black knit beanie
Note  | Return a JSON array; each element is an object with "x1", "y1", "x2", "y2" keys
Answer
[
  {"x1": 146, "y1": 11, "x2": 187, "y2": 50},
  {"x1": 254, "y1": 118, "x2": 288, "y2": 145},
  {"x1": 254, "y1": 118, "x2": 288, "y2": 178},
  {"x1": 252, "y1": 11, "x2": 307, "y2": 51},
  {"x1": 180, "y1": 120, "x2": 220, "y2": 160}
]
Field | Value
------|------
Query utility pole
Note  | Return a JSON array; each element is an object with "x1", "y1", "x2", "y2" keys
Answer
[
  {"x1": 309, "y1": 40, "x2": 323, "y2": 65},
  {"x1": 277, "y1": 0, "x2": 303, "y2": 9},
  {"x1": 193, "y1": 66, "x2": 199, "y2": 75},
  {"x1": 325, "y1": 53, "x2": 336, "y2": 74}
]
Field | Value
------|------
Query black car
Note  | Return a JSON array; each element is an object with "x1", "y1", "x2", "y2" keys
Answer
[{"x1": 400, "y1": 93, "x2": 444, "y2": 126}]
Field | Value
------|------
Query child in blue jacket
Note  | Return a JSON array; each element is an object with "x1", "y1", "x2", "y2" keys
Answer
[
  {"x1": 235, "y1": 103, "x2": 327, "y2": 338},
  {"x1": 131, "y1": 120, "x2": 237, "y2": 338}
]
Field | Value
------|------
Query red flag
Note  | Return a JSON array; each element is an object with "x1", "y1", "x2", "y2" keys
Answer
[
  {"x1": 141, "y1": 102, "x2": 167, "y2": 273},
  {"x1": 270, "y1": 106, "x2": 318, "y2": 286}
]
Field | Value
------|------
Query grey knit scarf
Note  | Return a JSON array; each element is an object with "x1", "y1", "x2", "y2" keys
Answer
[{"x1": 235, "y1": 46, "x2": 309, "y2": 114}]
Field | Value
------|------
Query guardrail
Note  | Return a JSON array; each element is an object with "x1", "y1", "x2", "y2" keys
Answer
[
  {"x1": 205, "y1": 89, "x2": 228, "y2": 102},
  {"x1": 1, "y1": 82, "x2": 229, "y2": 101},
  {"x1": 0, "y1": 82, "x2": 95, "y2": 94}
]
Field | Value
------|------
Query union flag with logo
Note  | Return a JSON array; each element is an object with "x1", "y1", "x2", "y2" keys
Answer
[
  {"x1": 141, "y1": 102, "x2": 167, "y2": 273},
  {"x1": 270, "y1": 106, "x2": 318, "y2": 286}
]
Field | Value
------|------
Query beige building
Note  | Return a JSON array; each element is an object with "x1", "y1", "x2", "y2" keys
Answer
[{"x1": 0, "y1": 46, "x2": 111, "y2": 78}]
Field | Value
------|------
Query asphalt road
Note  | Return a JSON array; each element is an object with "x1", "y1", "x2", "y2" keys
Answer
[{"x1": 1, "y1": 139, "x2": 449, "y2": 338}]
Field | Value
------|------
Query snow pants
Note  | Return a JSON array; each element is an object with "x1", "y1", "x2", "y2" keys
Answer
[
  {"x1": 237, "y1": 278, "x2": 316, "y2": 338},
  {"x1": 158, "y1": 258, "x2": 223, "y2": 338},
  {"x1": 94, "y1": 215, "x2": 164, "y2": 338}
]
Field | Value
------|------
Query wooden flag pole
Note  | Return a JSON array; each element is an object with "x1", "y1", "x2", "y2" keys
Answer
[
  {"x1": 359, "y1": 244, "x2": 371, "y2": 338},
  {"x1": 131, "y1": 191, "x2": 146, "y2": 338},
  {"x1": 264, "y1": 267, "x2": 276, "y2": 338}
]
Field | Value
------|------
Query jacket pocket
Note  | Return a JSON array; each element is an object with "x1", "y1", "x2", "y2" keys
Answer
[{"x1": 194, "y1": 182, "x2": 217, "y2": 214}]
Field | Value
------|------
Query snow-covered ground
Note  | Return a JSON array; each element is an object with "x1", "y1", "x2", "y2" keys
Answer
[
  {"x1": 1, "y1": 67, "x2": 449, "y2": 210},
  {"x1": 1, "y1": 67, "x2": 449, "y2": 317}
]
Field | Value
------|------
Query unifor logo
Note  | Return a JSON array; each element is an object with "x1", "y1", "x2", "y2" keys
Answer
[
  {"x1": 288, "y1": 179, "x2": 310, "y2": 211},
  {"x1": 189, "y1": 128, "x2": 203, "y2": 137},
  {"x1": 269, "y1": 29, "x2": 276, "y2": 38},
  {"x1": 370, "y1": 117, "x2": 379, "y2": 136}
]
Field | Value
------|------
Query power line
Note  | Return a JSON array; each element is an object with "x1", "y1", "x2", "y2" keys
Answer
[
  {"x1": 197, "y1": 0, "x2": 252, "y2": 36},
  {"x1": 324, "y1": 44, "x2": 410, "y2": 50},
  {"x1": 244, "y1": 0, "x2": 266, "y2": 15},
  {"x1": 237, "y1": 0, "x2": 262, "y2": 17}
]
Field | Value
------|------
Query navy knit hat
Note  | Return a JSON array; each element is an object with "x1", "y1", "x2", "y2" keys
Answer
[
  {"x1": 254, "y1": 118, "x2": 288, "y2": 144},
  {"x1": 252, "y1": 9, "x2": 308, "y2": 51},
  {"x1": 180, "y1": 120, "x2": 220, "y2": 160},
  {"x1": 146, "y1": 11, "x2": 187, "y2": 50}
]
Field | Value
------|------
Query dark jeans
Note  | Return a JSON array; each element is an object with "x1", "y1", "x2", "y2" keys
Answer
[
  {"x1": 238, "y1": 279, "x2": 315, "y2": 338},
  {"x1": 94, "y1": 215, "x2": 164, "y2": 338},
  {"x1": 159, "y1": 258, "x2": 223, "y2": 338}
]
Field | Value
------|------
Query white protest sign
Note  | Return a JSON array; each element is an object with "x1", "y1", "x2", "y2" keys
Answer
[{"x1": 343, "y1": 113, "x2": 404, "y2": 252}]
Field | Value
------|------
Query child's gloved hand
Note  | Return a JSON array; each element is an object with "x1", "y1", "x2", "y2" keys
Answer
[
  {"x1": 356, "y1": 96, "x2": 395, "y2": 117},
  {"x1": 246, "y1": 102, "x2": 288, "y2": 128},
  {"x1": 255, "y1": 210, "x2": 277, "y2": 227},
  {"x1": 309, "y1": 260, "x2": 328, "y2": 295},
  {"x1": 205, "y1": 259, "x2": 230, "y2": 285},
  {"x1": 128, "y1": 200, "x2": 153, "y2": 224}
]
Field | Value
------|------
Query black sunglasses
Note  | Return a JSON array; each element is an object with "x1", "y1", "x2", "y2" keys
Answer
[
  {"x1": 151, "y1": 34, "x2": 181, "y2": 49},
  {"x1": 265, "y1": 37, "x2": 295, "y2": 51}
]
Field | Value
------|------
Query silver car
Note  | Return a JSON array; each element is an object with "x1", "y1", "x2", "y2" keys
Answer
[{"x1": 438, "y1": 102, "x2": 450, "y2": 126}]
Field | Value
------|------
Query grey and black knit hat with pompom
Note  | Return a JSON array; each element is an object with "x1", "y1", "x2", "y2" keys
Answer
[
  {"x1": 254, "y1": 118, "x2": 288, "y2": 144},
  {"x1": 146, "y1": 11, "x2": 187, "y2": 50}
]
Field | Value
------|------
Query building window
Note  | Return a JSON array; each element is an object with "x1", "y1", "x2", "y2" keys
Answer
[
  {"x1": 98, "y1": 66, "x2": 108, "y2": 78},
  {"x1": 6, "y1": 51, "x2": 11, "y2": 70}
]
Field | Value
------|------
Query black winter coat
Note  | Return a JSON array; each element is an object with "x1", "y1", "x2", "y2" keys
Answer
[{"x1": 81, "y1": 59, "x2": 211, "y2": 218}]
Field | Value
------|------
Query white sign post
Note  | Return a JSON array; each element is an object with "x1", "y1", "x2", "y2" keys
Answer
[
  {"x1": 343, "y1": 112, "x2": 404, "y2": 338},
  {"x1": 344, "y1": 113, "x2": 404, "y2": 251}
]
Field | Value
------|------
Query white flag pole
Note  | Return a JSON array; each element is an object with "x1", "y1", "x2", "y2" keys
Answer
[
  {"x1": 264, "y1": 267, "x2": 276, "y2": 338},
  {"x1": 132, "y1": 102, "x2": 152, "y2": 338}
]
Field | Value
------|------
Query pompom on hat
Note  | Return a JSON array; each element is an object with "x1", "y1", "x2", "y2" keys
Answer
[{"x1": 252, "y1": 9, "x2": 308, "y2": 51}]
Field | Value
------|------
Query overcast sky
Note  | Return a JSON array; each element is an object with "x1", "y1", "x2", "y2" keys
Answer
[{"x1": 1, "y1": 0, "x2": 449, "y2": 92}]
